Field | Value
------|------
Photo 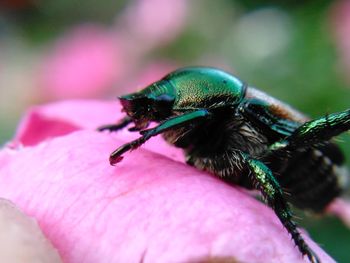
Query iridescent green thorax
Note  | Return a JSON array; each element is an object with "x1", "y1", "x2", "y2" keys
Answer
[{"x1": 164, "y1": 67, "x2": 246, "y2": 109}]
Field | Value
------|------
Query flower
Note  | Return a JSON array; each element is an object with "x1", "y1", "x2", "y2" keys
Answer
[
  {"x1": 38, "y1": 25, "x2": 126, "y2": 100},
  {"x1": 330, "y1": 0, "x2": 350, "y2": 84},
  {"x1": 0, "y1": 100, "x2": 335, "y2": 262}
]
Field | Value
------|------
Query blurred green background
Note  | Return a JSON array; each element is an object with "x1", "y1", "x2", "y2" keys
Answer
[{"x1": 0, "y1": 0, "x2": 349, "y2": 261}]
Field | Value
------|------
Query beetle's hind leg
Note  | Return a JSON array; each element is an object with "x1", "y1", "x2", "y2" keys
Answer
[
  {"x1": 97, "y1": 116, "x2": 133, "y2": 132},
  {"x1": 271, "y1": 109, "x2": 350, "y2": 151},
  {"x1": 241, "y1": 153, "x2": 320, "y2": 263}
]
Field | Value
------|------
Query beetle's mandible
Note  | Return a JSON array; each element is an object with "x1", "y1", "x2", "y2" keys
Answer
[{"x1": 99, "y1": 67, "x2": 350, "y2": 263}]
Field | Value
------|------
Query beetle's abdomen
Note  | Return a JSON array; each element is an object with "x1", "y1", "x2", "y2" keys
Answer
[
  {"x1": 163, "y1": 113, "x2": 270, "y2": 186},
  {"x1": 267, "y1": 143, "x2": 348, "y2": 212}
]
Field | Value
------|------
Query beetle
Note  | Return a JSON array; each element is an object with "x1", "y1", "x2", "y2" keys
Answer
[{"x1": 99, "y1": 67, "x2": 350, "y2": 263}]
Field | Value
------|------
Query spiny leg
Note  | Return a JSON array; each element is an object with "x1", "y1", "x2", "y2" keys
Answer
[
  {"x1": 271, "y1": 109, "x2": 350, "y2": 151},
  {"x1": 242, "y1": 153, "x2": 320, "y2": 263},
  {"x1": 109, "y1": 109, "x2": 210, "y2": 165},
  {"x1": 98, "y1": 116, "x2": 133, "y2": 132}
]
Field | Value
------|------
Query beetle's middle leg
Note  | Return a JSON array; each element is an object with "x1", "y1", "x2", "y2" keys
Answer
[
  {"x1": 241, "y1": 153, "x2": 320, "y2": 263},
  {"x1": 109, "y1": 110, "x2": 210, "y2": 165},
  {"x1": 271, "y1": 109, "x2": 350, "y2": 152}
]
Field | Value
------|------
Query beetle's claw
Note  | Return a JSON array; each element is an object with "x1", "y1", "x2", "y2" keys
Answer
[
  {"x1": 128, "y1": 126, "x2": 140, "y2": 132},
  {"x1": 306, "y1": 251, "x2": 321, "y2": 263},
  {"x1": 109, "y1": 155, "x2": 123, "y2": 166},
  {"x1": 97, "y1": 124, "x2": 114, "y2": 132},
  {"x1": 109, "y1": 142, "x2": 135, "y2": 165},
  {"x1": 301, "y1": 247, "x2": 321, "y2": 263}
]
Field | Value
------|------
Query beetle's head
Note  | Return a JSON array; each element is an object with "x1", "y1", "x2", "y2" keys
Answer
[{"x1": 119, "y1": 80, "x2": 176, "y2": 130}]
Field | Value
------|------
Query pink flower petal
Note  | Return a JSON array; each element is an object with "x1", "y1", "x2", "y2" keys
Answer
[
  {"x1": 0, "y1": 100, "x2": 336, "y2": 262},
  {"x1": 330, "y1": 0, "x2": 350, "y2": 83},
  {"x1": 326, "y1": 198, "x2": 350, "y2": 228},
  {"x1": 122, "y1": 0, "x2": 188, "y2": 49},
  {"x1": 38, "y1": 25, "x2": 126, "y2": 100},
  {"x1": 12, "y1": 100, "x2": 184, "y2": 162}
]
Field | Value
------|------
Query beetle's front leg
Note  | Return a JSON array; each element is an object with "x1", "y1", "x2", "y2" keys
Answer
[
  {"x1": 109, "y1": 110, "x2": 210, "y2": 165},
  {"x1": 98, "y1": 116, "x2": 133, "y2": 132},
  {"x1": 241, "y1": 153, "x2": 320, "y2": 263},
  {"x1": 271, "y1": 109, "x2": 350, "y2": 151}
]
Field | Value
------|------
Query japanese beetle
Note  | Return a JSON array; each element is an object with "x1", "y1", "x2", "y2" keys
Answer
[{"x1": 99, "y1": 67, "x2": 350, "y2": 263}]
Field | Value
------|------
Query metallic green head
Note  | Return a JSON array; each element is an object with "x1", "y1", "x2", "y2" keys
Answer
[{"x1": 119, "y1": 67, "x2": 246, "y2": 129}]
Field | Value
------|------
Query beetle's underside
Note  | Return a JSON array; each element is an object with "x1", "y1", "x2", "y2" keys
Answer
[{"x1": 166, "y1": 107, "x2": 346, "y2": 211}]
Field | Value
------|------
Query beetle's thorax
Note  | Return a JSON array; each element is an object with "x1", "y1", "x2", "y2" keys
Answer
[
  {"x1": 164, "y1": 67, "x2": 247, "y2": 110},
  {"x1": 172, "y1": 82, "x2": 246, "y2": 109}
]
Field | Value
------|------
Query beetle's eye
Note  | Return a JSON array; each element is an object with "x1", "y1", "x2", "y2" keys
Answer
[{"x1": 119, "y1": 97, "x2": 132, "y2": 110}]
